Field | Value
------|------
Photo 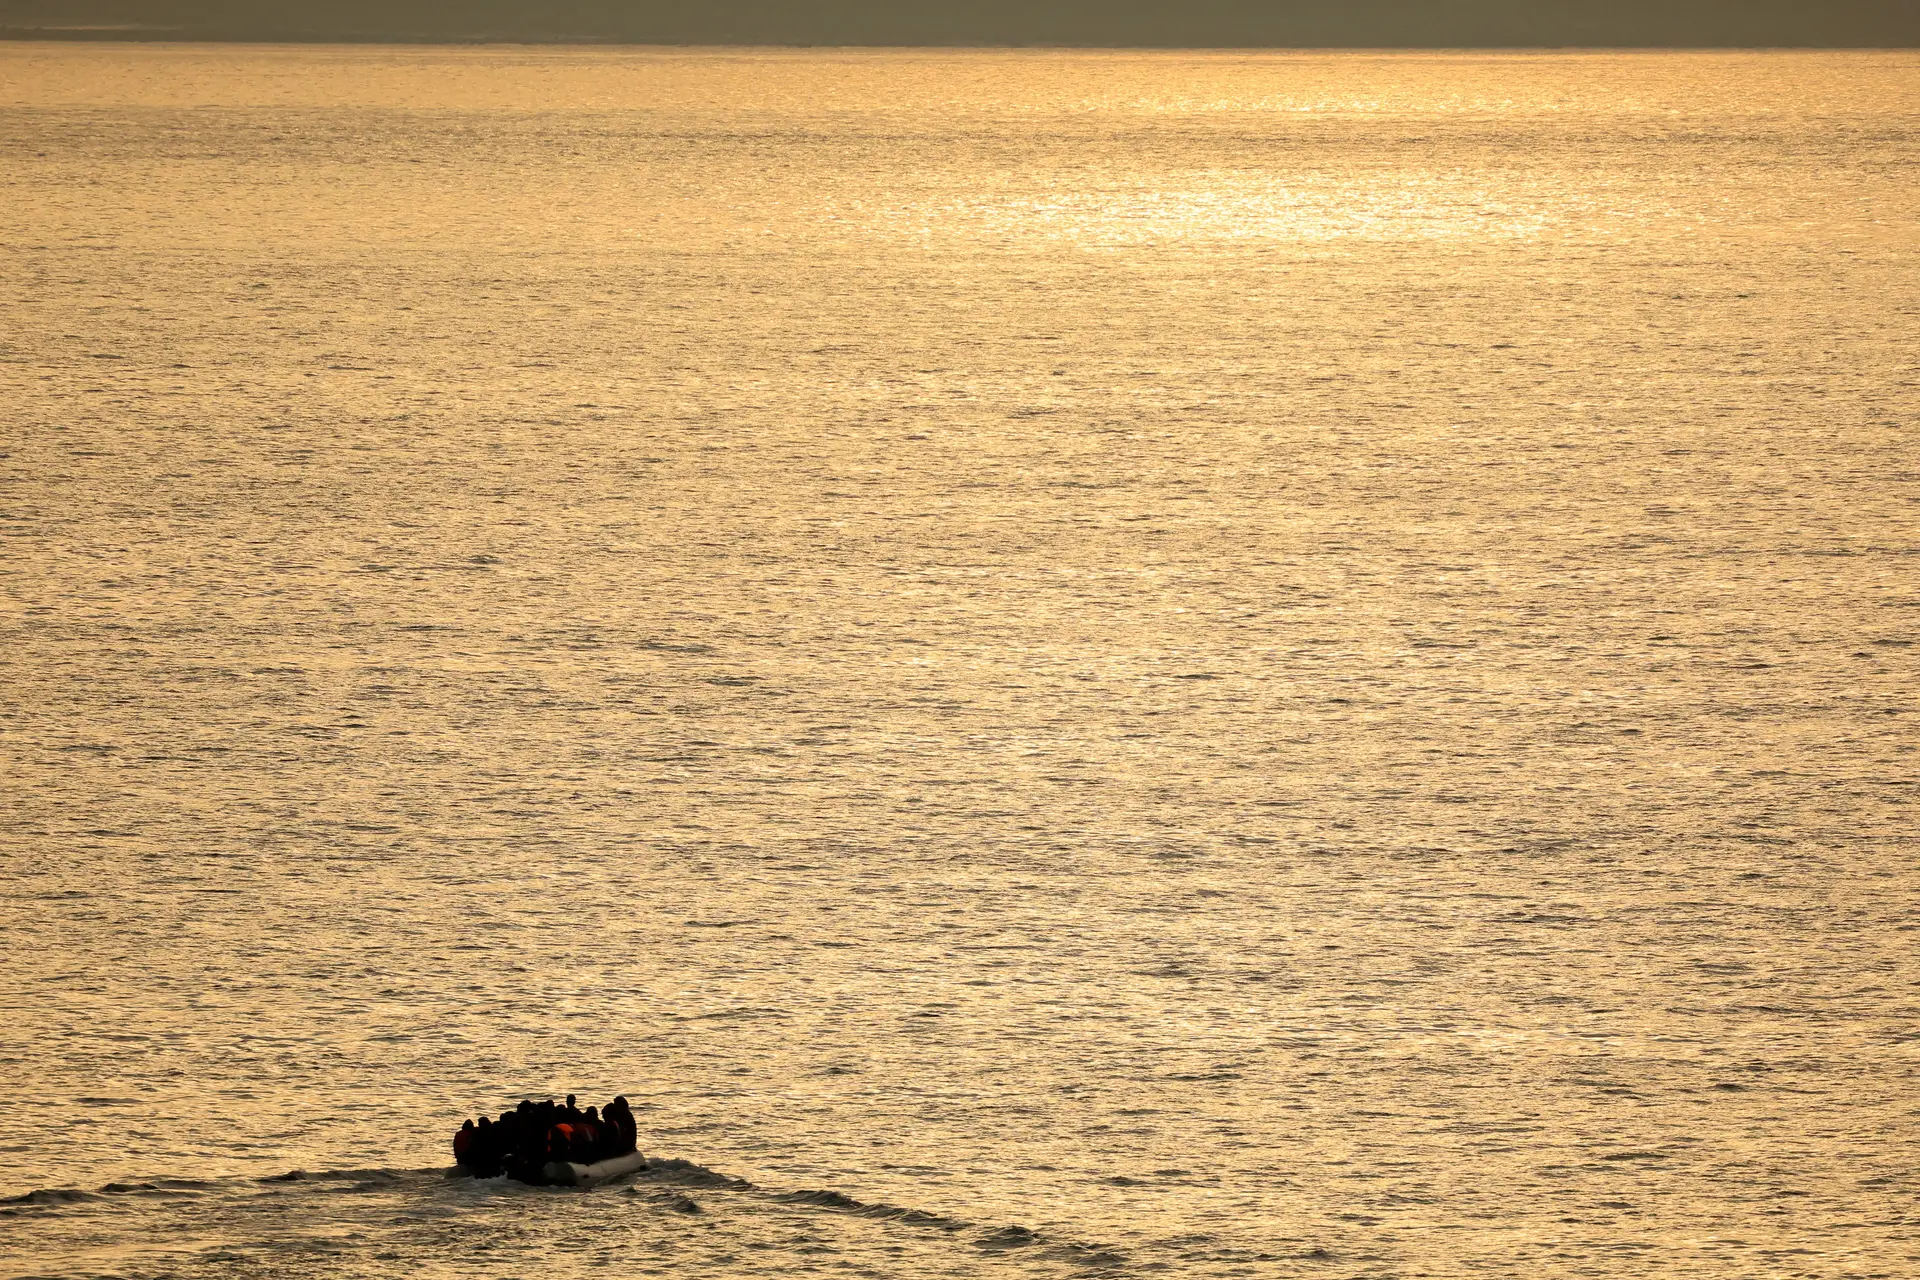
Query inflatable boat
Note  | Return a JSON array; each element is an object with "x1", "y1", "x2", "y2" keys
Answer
[
  {"x1": 458, "y1": 1149, "x2": 648, "y2": 1187},
  {"x1": 531, "y1": 1149, "x2": 649, "y2": 1187}
]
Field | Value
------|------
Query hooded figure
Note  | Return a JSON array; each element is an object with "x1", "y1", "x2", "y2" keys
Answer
[{"x1": 453, "y1": 1119, "x2": 476, "y2": 1165}]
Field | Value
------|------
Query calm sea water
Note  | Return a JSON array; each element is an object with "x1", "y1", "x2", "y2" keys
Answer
[{"x1": 1, "y1": 43, "x2": 1915, "y2": 1280}]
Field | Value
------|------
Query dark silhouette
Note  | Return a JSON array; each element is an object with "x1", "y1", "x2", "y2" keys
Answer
[
  {"x1": 451, "y1": 1119, "x2": 475, "y2": 1166},
  {"x1": 606, "y1": 1096, "x2": 637, "y2": 1154},
  {"x1": 452, "y1": 1094, "x2": 641, "y2": 1182}
]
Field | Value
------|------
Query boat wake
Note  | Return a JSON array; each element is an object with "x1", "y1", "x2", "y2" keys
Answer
[
  {"x1": 3, "y1": 1179, "x2": 225, "y2": 1210},
  {"x1": 4, "y1": 1158, "x2": 1127, "y2": 1276}
]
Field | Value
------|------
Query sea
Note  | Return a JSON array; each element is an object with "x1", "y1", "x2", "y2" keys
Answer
[{"x1": 1, "y1": 42, "x2": 1915, "y2": 1280}]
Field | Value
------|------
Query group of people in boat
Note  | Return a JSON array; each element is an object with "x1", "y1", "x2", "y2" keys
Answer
[{"x1": 453, "y1": 1095, "x2": 638, "y2": 1176}]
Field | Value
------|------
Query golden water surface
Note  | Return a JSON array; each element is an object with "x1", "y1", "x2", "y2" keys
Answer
[{"x1": 2, "y1": 43, "x2": 1916, "y2": 1280}]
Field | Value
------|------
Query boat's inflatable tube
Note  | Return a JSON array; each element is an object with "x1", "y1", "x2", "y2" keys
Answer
[{"x1": 534, "y1": 1149, "x2": 649, "y2": 1187}]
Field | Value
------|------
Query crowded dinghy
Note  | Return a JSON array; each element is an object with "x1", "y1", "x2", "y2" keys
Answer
[{"x1": 452, "y1": 1095, "x2": 645, "y2": 1186}]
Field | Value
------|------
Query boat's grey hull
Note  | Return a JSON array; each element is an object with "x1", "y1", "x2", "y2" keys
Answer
[{"x1": 536, "y1": 1149, "x2": 649, "y2": 1187}]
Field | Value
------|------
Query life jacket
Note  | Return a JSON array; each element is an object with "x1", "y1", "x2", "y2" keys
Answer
[{"x1": 453, "y1": 1128, "x2": 474, "y2": 1163}]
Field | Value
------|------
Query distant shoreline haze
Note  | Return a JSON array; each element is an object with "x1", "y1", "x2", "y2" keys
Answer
[{"x1": 2, "y1": 0, "x2": 1917, "y2": 46}]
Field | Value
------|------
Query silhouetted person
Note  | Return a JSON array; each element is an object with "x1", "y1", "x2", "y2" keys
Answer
[
  {"x1": 453, "y1": 1119, "x2": 476, "y2": 1166},
  {"x1": 468, "y1": 1115, "x2": 500, "y2": 1174},
  {"x1": 514, "y1": 1110, "x2": 546, "y2": 1170},
  {"x1": 589, "y1": 1105, "x2": 619, "y2": 1160},
  {"x1": 601, "y1": 1097, "x2": 622, "y2": 1154},
  {"x1": 607, "y1": 1096, "x2": 637, "y2": 1154}
]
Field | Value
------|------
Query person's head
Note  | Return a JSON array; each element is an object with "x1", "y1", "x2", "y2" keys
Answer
[
  {"x1": 585, "y1": 1106, "x2": 598, "y2": 1120},
  {"x1": 566, "y1": 1094, "x2": 577, "y2": 1109},
  {"x1": 477, "y1": 1116, "x2": 491, "y2": 1129},
  {"x1": 613, "y1": 1096, "x2": 627, "y2": 1109},
  {"x1": 461, "y1": 1119, "x2": 474, "y2": 1131},
  {"x1": 518, "y1": 1100, "x2": 533, "y2": 1113}
]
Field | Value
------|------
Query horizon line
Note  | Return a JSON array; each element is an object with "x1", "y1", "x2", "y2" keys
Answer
[{"x1": 5, "y1": 31, "x2": 1917, "y2": 51}]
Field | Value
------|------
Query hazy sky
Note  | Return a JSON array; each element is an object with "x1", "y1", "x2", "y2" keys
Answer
[{"x1": 4, "y1": 1, "x2": 1917, "y2": 46}]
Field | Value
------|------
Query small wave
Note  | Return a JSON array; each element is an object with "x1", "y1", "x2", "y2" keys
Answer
[
  {"x1": 1, "y1": 1177, "x2": 223, "y2": 1211},
  {"x1": 637, "y1": 1159, "x2": 1119, "y2": 1265},
  {"x1": 768, "y1": 1179, "x2": 1121, "y2": 1269},
  {"x1": 977, "y1": 1222, "x2": 1123, "y2": 1270},
  {"x1": 673, "y1": 1006, "x2": 786, "y2": 1022},
  {"x1": 636, "y1": 1156, "x2": 753, "y2": 1189},
  {"x1": 1, "y1": 1187, "x2": 103, "y2": 1207},
  {"x1": 259, "y1": 1166, "x2": 442, "y2": 1184},
  {"x1": 777, "y1": 1188, "x2": 866, "y2": 1210},
  {"x1": 776, "y1": 1187, "x2": 971, "y2": 1232},
  {"x1": 625, "y1": 1187, "x2": 705, "y2": 1214},
  {"x1": 96, "y1": 1181, "x2": 207, "y2": 1197}
]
